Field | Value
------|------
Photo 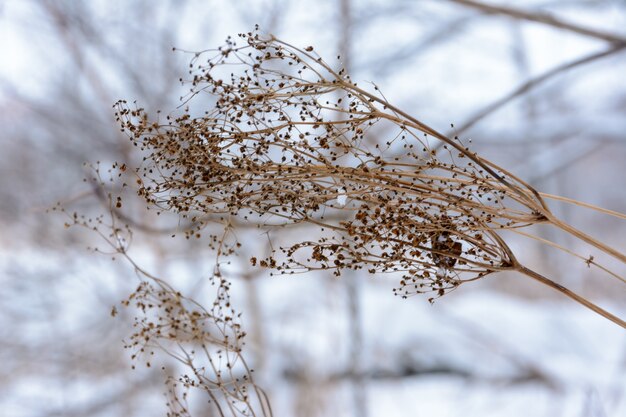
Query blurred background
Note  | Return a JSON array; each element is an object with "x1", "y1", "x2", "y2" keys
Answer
[{"x1": 1, "y1": 0, "x2": 625, "y2": 416}]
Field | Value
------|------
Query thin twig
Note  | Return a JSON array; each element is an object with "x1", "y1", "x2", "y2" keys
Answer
[
  {"x1": 448, "y1": 0, "x2": 626, "y2": 45},
  {"x1": 453, "y1": 44, "x2": 626, "y2": 136}
]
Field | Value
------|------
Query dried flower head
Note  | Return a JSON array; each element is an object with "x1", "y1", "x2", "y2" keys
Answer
[{"x1": 114, "y1": 28, "x2": 624, "y2": 324}]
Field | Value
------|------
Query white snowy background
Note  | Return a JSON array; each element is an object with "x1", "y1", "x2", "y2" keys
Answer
[{"x1": 0, "y1": 1, "x2": 625, "y2": 416}]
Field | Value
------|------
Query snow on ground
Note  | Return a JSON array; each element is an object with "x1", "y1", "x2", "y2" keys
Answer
[{"x1": 1, "y1": 247, "x2": 625, "y2": 416}]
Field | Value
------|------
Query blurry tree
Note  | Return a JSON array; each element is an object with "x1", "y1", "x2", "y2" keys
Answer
[{"x1": 0, "y1": 1, "x2": 625, "y2": 417}]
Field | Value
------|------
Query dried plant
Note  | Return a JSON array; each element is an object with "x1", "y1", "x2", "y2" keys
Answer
[
  {"x1": 113, "y1": 28, "x2": 625, "y2": 328},
  {"x1": 122, "y1": 273, "x2": 272, "y2": 417},
  {"x1": 63, "y1": 26, "x2": 625, "y2": 417},
  {"x1": 58, "y1": 165, "x2": 272, "y2": 417}
]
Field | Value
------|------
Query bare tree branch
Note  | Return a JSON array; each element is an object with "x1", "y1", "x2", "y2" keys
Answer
[
  {"x1": 448, "y1": 0, "x2": 626, "y2": 45},
  {"x1": 453, "y1": 44, "x2": 626, "y2": 135}
]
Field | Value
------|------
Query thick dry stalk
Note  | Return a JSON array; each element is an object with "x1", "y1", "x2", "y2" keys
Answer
[{"x1": 519, "y1": 265, "x2": 626, "y2": 329}]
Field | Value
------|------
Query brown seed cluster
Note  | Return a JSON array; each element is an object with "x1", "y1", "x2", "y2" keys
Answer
[
  {"x1": 114, "y1": 28, "x2": 553, "y2": 300},
  {"x1": 56, "y1": 163, "x2": 273, "y2": 415},
  {"x1": 121, "y1": 275, "x2": 270, "y2": 416}
]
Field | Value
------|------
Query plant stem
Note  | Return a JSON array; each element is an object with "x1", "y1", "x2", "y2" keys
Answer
[
  {"x1": 547, "y1": 215, "x2": 626, "y2": 264},
  {"x1": 519, "y1": 265, "x2": 626, "y2": 329}
]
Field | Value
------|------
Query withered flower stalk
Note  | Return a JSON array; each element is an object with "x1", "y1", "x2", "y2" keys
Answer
[{"x1": 115, "y1": 29, "x2": 625, "y2": 328}]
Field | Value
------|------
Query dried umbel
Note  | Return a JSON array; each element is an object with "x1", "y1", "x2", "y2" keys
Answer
[
  {"x1": 115, "y1": 28, "x2": 625, "y2": 327},
  {"x1": 123, "y1": 274, "x2": 271, "y2": 417},
  {"x1": 54, "y1": 185, "x2": 272, "y2": 417},
  {"x1": 57, "y1": 166, "x2": 271, "y2": 417}
]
